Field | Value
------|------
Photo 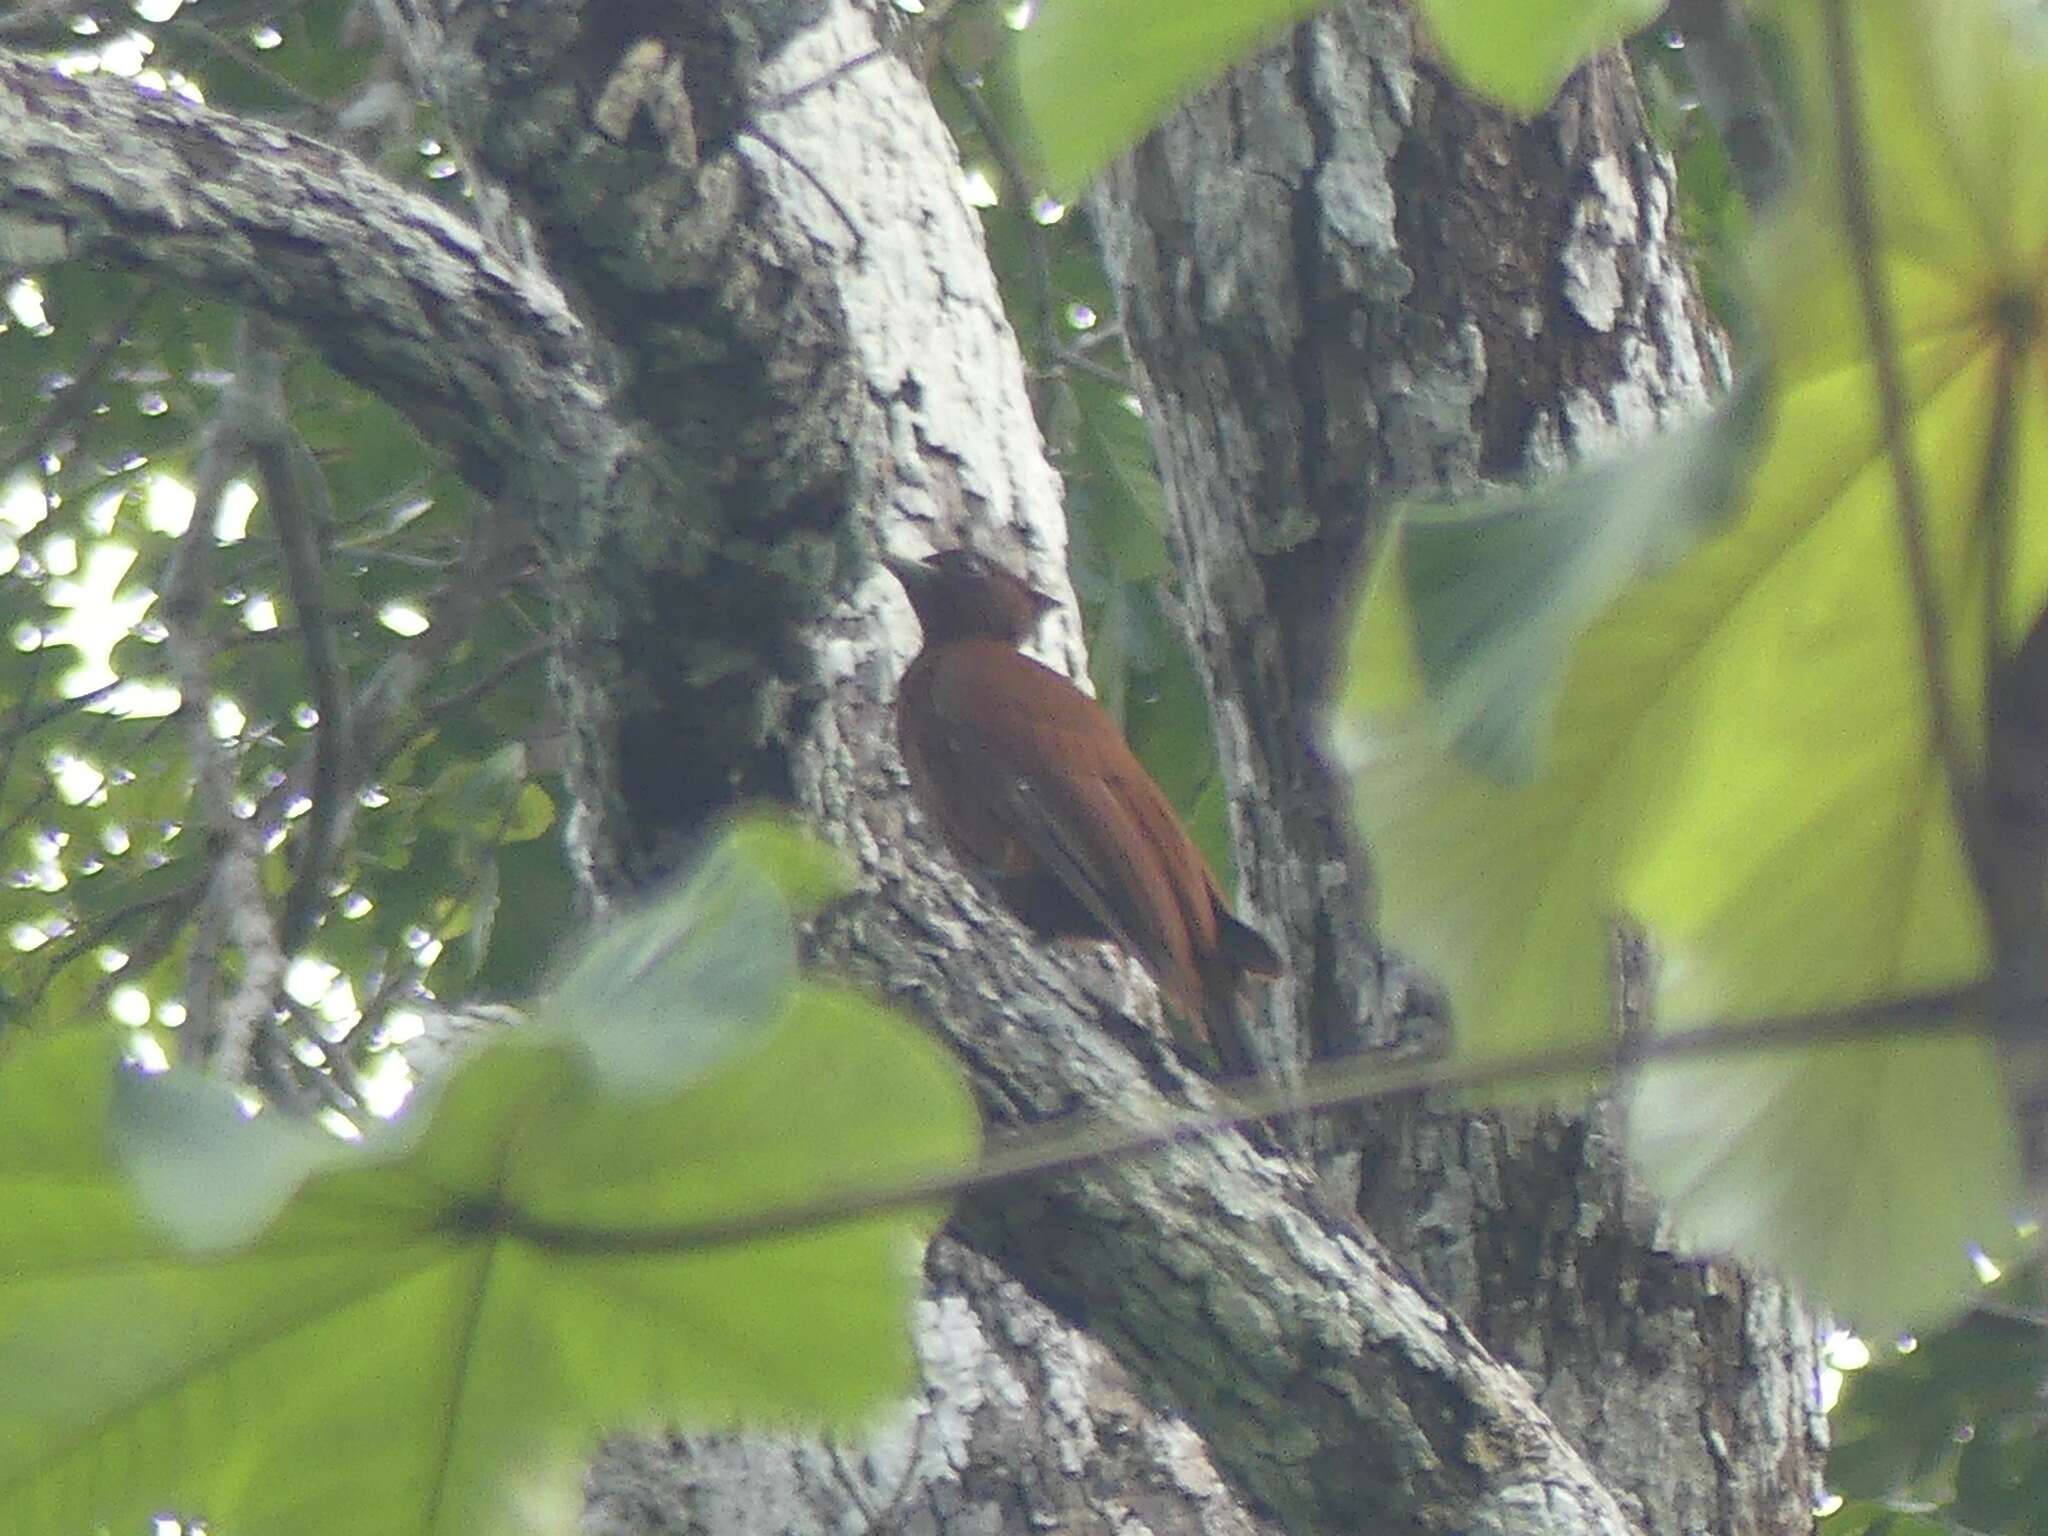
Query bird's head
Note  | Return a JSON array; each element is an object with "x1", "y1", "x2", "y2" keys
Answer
[{"x1": 882, "y1": 548, "x2": 1058, "y2": 645}]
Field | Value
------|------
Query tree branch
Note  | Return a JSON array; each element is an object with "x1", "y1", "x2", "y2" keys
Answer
[
  {"x1": 234, "y1": 319, "x2": 351, "y2": 957},
  {"x1": 494, "y1": 978, "x2": 1998, "y2": 1257},
  {"x1": 157, "y1": 339, "x2": 287, "y2": 1078},
  {"x1": 0, "y1": 49, "x2": 629, "y2": 507}
]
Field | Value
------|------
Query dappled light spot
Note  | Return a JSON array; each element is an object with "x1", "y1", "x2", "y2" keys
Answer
[
  {"x1": 1, "y1": 477, "x2": 48, "y2": 534},
  {"x1": 144, "y1": 476, "x2": 194, "y2": 535},
  {"x1": 125, "y1": 1033, "x2": 170, "y2": 1073},
  {"x1": 960, "y1": 166, "x2": 999, "y2": 209},
  {"x1": 215, "y1": 480, "x2": 257, "y2": 542},
  {"x1": 376, "y1": 601, "x2": 429, "y2": 637},
  {"x1": 96, "y1": 30, "x2": 153, "y2": 78},
  {"x1": 4, "y1": 278, "x2": 46, "y2": 331}
]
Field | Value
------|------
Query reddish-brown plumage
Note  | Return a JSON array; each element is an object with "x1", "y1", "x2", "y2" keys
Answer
[{"x1": 885, "y1": 549, "x2": 1280, "y2": 1076}]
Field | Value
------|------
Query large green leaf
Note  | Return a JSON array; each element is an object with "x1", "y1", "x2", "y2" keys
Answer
[
  {"x1": 1620, "y1": 0, "x2": 2041, "y2": 1338},
  {"x1": 1335, "y1": 0, "x2": 2038, "y2": 1332},
  {"x1": 1390, "y1": 374, "x2": 1762, "y2": 782},
  {"x1": 1332, "y1": 406, "x2": 1757, "y2": 1079},
  {"x1": 1014, "y1": 0, "x2": 1659, "y2": 192},
  {"x1": 1015, "y1": 0, "x2": 1322, "y2": 192},
  {"x1": 537, "y1": 812, "x2": 852, "y2": 1098},
  {"x1": 1412, "y1": 0, "x2": 1662, "y2": 114},
  {"x1": 1, "y1": 975, "x2": 976, "y2": 1536}
]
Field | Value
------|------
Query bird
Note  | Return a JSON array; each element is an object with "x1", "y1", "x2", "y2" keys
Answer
[{"x1": 883, "y1": 547, "x2": 1281, "y2": 1076}]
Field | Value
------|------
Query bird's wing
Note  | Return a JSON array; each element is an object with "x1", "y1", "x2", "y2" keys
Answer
[{"x1": 925, "y1": 643, "x2": 1210, "y2": 1012}]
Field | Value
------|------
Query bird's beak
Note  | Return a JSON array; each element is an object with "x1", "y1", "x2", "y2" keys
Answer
[{"x1": 880, "y1": 551, "x2": 933, "y2": 596}]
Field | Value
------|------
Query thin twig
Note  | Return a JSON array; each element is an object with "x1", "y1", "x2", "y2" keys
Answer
[
  {"x1": 162, "y1": 416, "x2": 246, "y2": 1065},
  {"x1": 0, "y1": 706, "x2": 120, "y2": 853},
  {"x1": 751, "y1": 45, "x2": 886, "y2": 117},
  {"x1": 741, "y1": 128, "x2": 866, "y2": 256},
  {"x1": 1046, "y1": 346, "x2": 1133, "y2": 391},
  {"x1": 10, "y1": 875, "x2": 199, "y2": 1018},
  {"x1": 942, "y1": 59, "x2": 1061, "y2": 371},
  {"x1": 0, "y1": 642, "x2": 51, "y2": 821},
  {"x1": 1661, "y1": 0, "x2": 1795, "y2": 210},
  {"x1": 324, "y1": 948, "x2": 421, "y2": 1058},
  {"x1": 159, "y1": 330, "x2": 289, "y2": 1079},
  {"x1": 238, "y1": 319, "x2": 350, "y2": 956},
  {"x1": 1971, "y1": 1297, "x2": 2048, "y2": 1328},
  {"x1": 420, "y1": 640, "x2": 546, "y2": 719},
  {"x1": 9, "y1": 675, "x2": 133, "y2": 739},
  {"x1": 249, "y1": 1010, "x2": 353, "y2": 1117},
  {"x1": 85, "y1": 895, "x2": 192, "y2": 1017},
  {"x1": 161, "y1": 16, "x2": 339, "y2": 126},
  {"x1": 1977, "y1": 325, "x2": 2022, "y2": 697},
  {"x1": 248, "y1": 506, "x2": 524, "y2": 847},
  {"x1": 478, "y1": 979, "x2": 1999, "y2": 1258},
  {"x1": 0, "y1": 283, "x2": 155, "y2": 479},
  {"x1": 1822, "y1": 0, "x2": 1993, "y2": 903},
  {"x1": 280, "y1": 995, "x2": 373, "y2": 1111}
]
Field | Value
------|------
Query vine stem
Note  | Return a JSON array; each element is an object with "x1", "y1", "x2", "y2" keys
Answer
[
  {"x1": 1821, "y1": 0, "x2": 1994, "y2": 901},
  {"x1": 499, "y1": 978, "x2": 1997, "y2": 1257}
]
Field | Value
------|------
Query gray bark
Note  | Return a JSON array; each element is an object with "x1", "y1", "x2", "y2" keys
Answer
[{"x1": 0, "y1": 0, "x2": 1825, "y2": 1531}]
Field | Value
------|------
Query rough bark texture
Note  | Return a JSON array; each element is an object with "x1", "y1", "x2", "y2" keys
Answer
[
  {"x1": 1091, "y1": 7, "x2": 1824, "y2": 1531},
  {"x1": 588, "y1": 1240, "x2": 1272, "y2": 1536},
  {"x1": 0, "y1": 0, "x2": 1826, "y2": 1531}
]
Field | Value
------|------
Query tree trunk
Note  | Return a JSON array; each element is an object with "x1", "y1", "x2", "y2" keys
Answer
[
  {"x1": 0, "y1": 0, "x2": 1826, "y2": 1529},
  {"x1": 1090, "y1": 8, "x2": 1825, "y2": 1530}
]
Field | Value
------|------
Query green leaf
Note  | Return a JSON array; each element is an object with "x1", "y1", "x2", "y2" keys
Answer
[
  {"x1": 1818, "y1": 1270, "x2": 2046, "y2": 1513},
  {"x1": 1618, "y1": 0, "x2": 2045, "y2": 1338},
  {"x1": 1820, "y1": 1505, "x2": 1955, "y2": 1536},
  {"x1": 1015, "y1": 0, "x2": 1322, "y2": 192},
  {"x1": 1412, "y1": 0, "x2": 1662, "y2": 114},
  {"x1": 719, "y1": 810, "x2": 856, "y2": 916},
  {"x1": 474, "y1": 833, "x2": 577, "y2": 997},
  {"x1": 112, "y1": 1063, "x2": 359, "y2": 1252},
  {"x1": 460, "y1": 853, "x2": 501, "y2": 980},
  {"x1": 1391, "y1": 373, "x2": 1762, "y2": 781},
  {"x1": 1014, "y1": 0, "x2": 1657, "y2": 190},
  {"x1": 537, "y1": 820, "x2": 803, "y2": 1096},
  {"x1": 1333, "y1": 540, "x2": 1662, "y2": 1078},
  {"x1": 502, "y1": 781, "x2": 555, "y2": 843},
  {"x1": 0, "y1": 983, "x2": 978, "y2": 1536},
  {"x1": 1628, "y1": 1031, "x2": 2014, "y2": 1339},
  {"x1": 1335, "y1": 0, "x2": 2040, "y2": 1331},
  {"x1": 423, "y1": 742, "x2": 527, "y2": 837}
]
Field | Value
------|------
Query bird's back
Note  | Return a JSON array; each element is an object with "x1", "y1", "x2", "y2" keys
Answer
[{"x1": 899, "y1": 640, "x2": 1274, "y2": 1068}]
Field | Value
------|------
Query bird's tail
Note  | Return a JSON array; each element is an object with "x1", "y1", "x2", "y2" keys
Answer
[{"x1": 1197, "y1": 916, "x2": 1282, "y2": 1079}]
